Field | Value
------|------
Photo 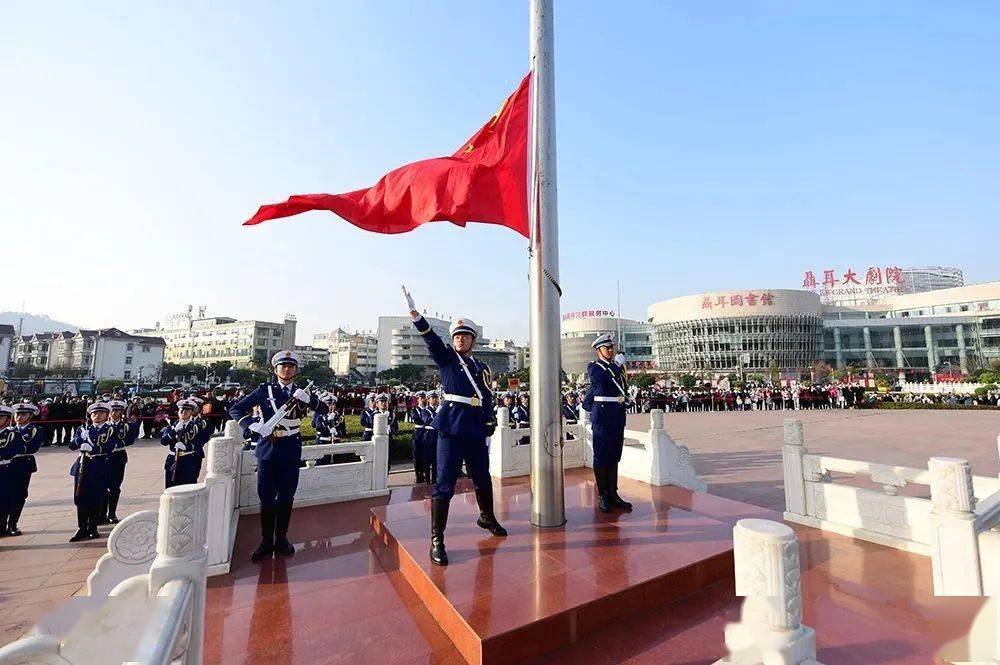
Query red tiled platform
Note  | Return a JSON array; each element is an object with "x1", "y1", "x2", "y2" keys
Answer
[{"x1": 370, "y1": 479, "x2": 736, "y2": 665}]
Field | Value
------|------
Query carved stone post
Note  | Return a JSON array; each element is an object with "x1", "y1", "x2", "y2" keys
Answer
[
  {"x1": 205, "y1": 422, "x2": 239, "y2": 570},
  {"x1": 148, "y1": 484, "x2": 209, "y2": 665},
  {"x1": 647, "y1": 409, "x2": 706, "y2": 491},
  {"x1": 718, "y1": 519, "x2": 819, "y2": 665},
  {"x1": 372, "y1": 412, "x2": 390, "y2": 491},
  {"x1": 489, "y1": 407, "x2": 511, "y2": 478},
  {"x1": 929, "y1": 457, "x2": 982, "y2": 596},
  {"x1": 782, "y1": 420, "x2": 807, "y2": 518}
]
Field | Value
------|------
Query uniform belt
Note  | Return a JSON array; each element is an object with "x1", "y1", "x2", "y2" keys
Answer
[
  {"x1": 271, "y1": 427, "x2": 301, "y2": 439},
  {"x1": 175, "y1": 450, "x2": 198, "y2": 457},
  {"x1": 444, "y1": 394, "x2": 482, "y2": 407},
  {"x1": 84, "y1": 453, "x2": 106, "y2": 458},
  {"x1": 13, "y1": 454, "x2": 35, "y2": 458},
  {"x1": 594, "y1": 396, "x2": 626, "y2": 403},
  {"x1": 413, "y1": 425, "x2": 427, "y2": 429}
]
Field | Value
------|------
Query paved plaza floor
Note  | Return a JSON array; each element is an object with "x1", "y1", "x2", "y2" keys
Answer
[{"x1": 0, "y1": 408, "x2": 996, "y2": 649}]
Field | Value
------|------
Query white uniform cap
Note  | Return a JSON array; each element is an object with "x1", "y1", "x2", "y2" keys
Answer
[
  {"x1": 591, "y1": 333, "x2": 615, "y2": 350},
  {"x1": 449, "y1": 318, "x2": 478, "y2": 339},
  {"x1": 109, "y1": 400, "x2": 127, "y2": 410},
  {"x1": 0, "y1": 405, "x2": 14, "y2": 417},
  {"x1": 271, "y1": 350, "x2": 300, "y2": 367},
  {"x1": 87, "y1": 402, "x2": 111, "y2": 415},
  {"x1": 13, "y1": 402, "x2": 39, "y2": 415},
  {"x1": 177, "y1": 399, "x2": 198, "y2": 410}
]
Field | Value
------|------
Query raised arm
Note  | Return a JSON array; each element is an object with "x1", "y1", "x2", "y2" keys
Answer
[{"x1": 403, "y1": 284, "x2": 452, "y2": 368}]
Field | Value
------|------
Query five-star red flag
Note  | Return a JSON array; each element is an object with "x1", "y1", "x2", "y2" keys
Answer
[{"x1": 244, "y1": 73, "x2": 530, "y2": 238}]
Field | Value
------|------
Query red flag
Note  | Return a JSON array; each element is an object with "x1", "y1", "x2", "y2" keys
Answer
[{"x1": 244, "y1": 74, "x2": 531, "y2": 238}]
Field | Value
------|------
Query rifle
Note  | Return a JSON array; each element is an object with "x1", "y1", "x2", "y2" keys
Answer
[
  {"x1": 74, "y1": 427, "x2": 89, "y2": 498},
  {"x1": 255, "y1": 380, "x2": 315, "y2": 440},
  {"x1": 171, "y1": 420, "x2": 190, "y2": 484}
]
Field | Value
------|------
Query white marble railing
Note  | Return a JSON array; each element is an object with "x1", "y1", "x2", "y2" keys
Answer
[
  {"x1": 236, "y1": 412, "x2": 390, "y2": 512},
  {"x1": 781, "y1": 419, "x2": 1000, "y2": 587},
  {"x1": 0, "y1": 484, "x2": 209, "y2": 665},
  {"x1": 488, "y1": 407, "x2": 584, "y2": 478},
  {"x1": 715, "y1": 519, "x2": 822, "y2": 665},
  {"x1": 617, "y1": 409, "x2": 708, "y2": 491}
]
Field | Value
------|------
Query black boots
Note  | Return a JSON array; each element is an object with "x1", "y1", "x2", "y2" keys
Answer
[
  {"x1": 8, "y1": 506, "x2": 23, "y2": 537},
  {"x1": 107, "y1": 492, "x2": 121, "y2": 524},
  {"x1": 98, "y1": 497, "x2": 110, "y2": 525},
  {"x1": 251, "y1": 506, "x2": 276, "y2": 562},
  {"x1": 475, "y1": 489, "x2": 507, "y2": 537},
  {"x1": 594, "y1": 466, "x2": 611, "y2": 513},
  {"x1": 0, "y1": 513, "x2": 8, "y2": 537},
  {"x1": 70, "y1": 507, "x2": 89, "y2": 542},
  {"x1": 430, "y1": 498, "x2": 450, "y2": 566},
  {"x1": 608, "y1": 464, "x2": 633, "y2": 512},
  {"x1": 88, "y1": 508, "x2": 100, "y2": 539},
  {"x1": 274, "y1": 503, "x2": 295, "y2": 556}
]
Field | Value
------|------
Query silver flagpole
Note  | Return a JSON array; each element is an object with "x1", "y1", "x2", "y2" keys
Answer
[{"x1": 528, "y1": 0, "x2": 565, "y2": 527}]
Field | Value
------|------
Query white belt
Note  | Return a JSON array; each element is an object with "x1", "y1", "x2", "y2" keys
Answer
[
  {"x1": 444, "y1": 394, "x2": 482, "y2": 407},
  {"x1": 14, "y1": 454, "x2": 35, "y2": 458},
  {"x1": 272, "y1": 426, "x2": 301, "y2": 439},
  {"x1": 594, "y1": 396, "x2": 625, "y2": 403}
]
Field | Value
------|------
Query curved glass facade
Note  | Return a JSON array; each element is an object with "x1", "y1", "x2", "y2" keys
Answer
[{"x1": 653, "y1": 314, "x2": 823, "y2": 372}]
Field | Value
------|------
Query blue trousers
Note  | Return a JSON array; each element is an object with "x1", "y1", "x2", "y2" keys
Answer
[
  {"x1": 424, "y1": 432, "x2": 438, "y2": 476},
  {"x1": 257, "y1": 459, "x2": 300, "y2": 508},
  {"x1": 434, "y1": 434, "x2": 490, "y2": 501},
  {"x1": 411, "y1": 429, "x2": 426, "y2": 473},
  {"x1": 71, "y1": 456, "x2": 109, "y2": 508},
  {"x1": 165, "y1": 454, "x2": 202, "y2": 488}
]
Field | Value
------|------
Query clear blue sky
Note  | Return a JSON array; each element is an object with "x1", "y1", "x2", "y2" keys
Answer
[{"x1": 2, "y1": 2, "x2": 997, "y2": 343}]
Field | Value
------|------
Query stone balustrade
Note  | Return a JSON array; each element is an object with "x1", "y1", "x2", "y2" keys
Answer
[
  {"x1": 488, "y1": 406, "x2": 584, "y2": 478},
  {"x1": 0, "y1": 484, "x2": 209, "y2": 665},
  {"x1": 781, "y1": 418, "x2": 1000, "y2": 600}
]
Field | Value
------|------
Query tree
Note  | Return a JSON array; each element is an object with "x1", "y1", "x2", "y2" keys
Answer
[
  {"x1": 299, "y1": 362, "x2": 336, "y2": 386},
  {"x1": 97, "y1": 379, "x2": 124, "y2": 393},
  {"x1": 768, "y1": 359, "x2": 780, "y2": 384},
  {"x1": 249, "y1": 352, "x2": 270, "y2": 372},
  {"x1": 228, "y1": 368, "x2": 268, "y2": 387},
  {"x1": 632, "y1": 372, "x2": 656, "y2": 391},
  {"x1": 377, "y1": 364, "x2": 427, "y2": 384},
  {"x1": 810, "y1": 361, "x2": 833, "y2": 384},
  {"x1": 209, "y1": 361, "x2": 233, "y2": 378},
  {"x1": 678, "y1": 373, "x2": 697, "y2": 390}
]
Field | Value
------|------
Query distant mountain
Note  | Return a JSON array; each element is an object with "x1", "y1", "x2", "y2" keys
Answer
[{"x1": 0, "y1": 312, "x2": 79, "y2": 336}]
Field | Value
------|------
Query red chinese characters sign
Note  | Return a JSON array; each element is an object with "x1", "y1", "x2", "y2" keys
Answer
[
  {"x1": 802, "y1": 265, "x2": 903, "y2": 305},
  {"x1": 701, "y1": 292, "x2": 775, "y2": 310},
  {"x1": 562, "y1": 309, "x2": 616, "y2": 322}
]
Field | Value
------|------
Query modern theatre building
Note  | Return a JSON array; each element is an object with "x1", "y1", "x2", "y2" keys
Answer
[{"x1": 644, "y1": 282, "x2": 1000, "y2": 376}]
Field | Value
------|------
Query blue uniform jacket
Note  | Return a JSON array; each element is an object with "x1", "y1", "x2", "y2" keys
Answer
[
  {"x1": 229, "y1": 381, "x2": 327, "y2": 463},
  {"x1": 511, "y1": 405, "x2": 530, "y2": 427},
  {"x1": 108, "y1": 420, "x2": 140, "y2": 457},
  {"x1": 562, "y1": 403, "x2": 579, "y2": 422},
  {"x1": 161, "y1": 419, "x2": 210, "y2": 468},
  {"x1": 582, "y1": 359, "x2": 629, "y2": 433},
  {"x1": 0, "y1": 426, "x2": 25, "y2": 467},
  {"x1": 360, "y1": 408, "x2": 374, "y2": 431},
  {"x1": 413, "y1": 316, "x2": 495, "y2": 438},
  {"x1": 8, "y1": 424, "x2": 42, "y2": 475},
  {"x1": 69, "y1": 423, "x2": 115, "y2": 477}
]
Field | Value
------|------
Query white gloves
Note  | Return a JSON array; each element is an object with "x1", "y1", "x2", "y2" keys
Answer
[
  {"x1": 80, "y1": 442, "x2": 94, "y2": 452},
  {"x1": 293, "y1": 388, "x2": 311, "y2": 404},
  {"x1": 402, "y1": 285, "x2": 418, "y2": 319},
  {"x1": 248, "y1": 421, "x2": 265, "y2": 435},
  {"x1": 80, "y1": 429, "x2": 91, "y2": 442},
  {"x1": 175, "y1": 442, "x2": 187, "y2": 452}
]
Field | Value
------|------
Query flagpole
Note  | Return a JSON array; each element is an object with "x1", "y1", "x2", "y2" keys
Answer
[{"x1": 528, "y1": 0, "x2": 565, "y2": 528}]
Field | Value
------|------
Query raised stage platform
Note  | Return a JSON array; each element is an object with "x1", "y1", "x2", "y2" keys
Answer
[{"x1": 370, "y1": 478, "x2": 737, "y2": 664}]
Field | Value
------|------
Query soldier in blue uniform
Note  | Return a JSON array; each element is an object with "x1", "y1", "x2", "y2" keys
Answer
[
  {"x1": 562, "y1": 391, "x2": 580, "y2": 423},
  {"x1": 313, "y1": 392, "x2": 334, "y2": 444},
  {"x1": 582, "y1": 334, "x2": 633, "y2": 513},
  {"x1": 374, "y1": 394, "x2": 398, "y2": 435},
  {"x1": 103, "y1": 400, "x2": 140, "y2": 524},
  {"x1": 69, "y1": 403, "x2": 115, "y2": 541},
  {"x1": 409, "y1": 391, "x2": 429, "y2": 483},
  {"x1": 498, "y1": 391, "x2": 515, "y2": 417},
  {"x1": 511, "y1": 393, "x2": 530, "y2": 428},
  {"x1": 326, "y1": 395, "x2": 347, "y2": 441},
  {"x1": 360, "y1": 395, "x2": 376, "y2": 441},
  {"x1": 403, "y1": 286, "x2": 506, "y2": 566},
  {"x1": 6, "y1": 403, "x2": 43, "y2": 536},
  {"x1": 0, "y1": 406, "x2": 19, "y2": 536},
  {"x1": 161, "y1": 399, "x2": 210, "y2": 488},
  {"x1": 229, "y1": 350, "x2": 327, "y2": 562}
]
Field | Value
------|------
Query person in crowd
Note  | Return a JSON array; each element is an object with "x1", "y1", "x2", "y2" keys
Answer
[
  {"x1": 69, "y1": 402, "x2": 114, "y2": 542},
  {"x1": 562, "y1": 391, "x2": 579, "y2": 424},
  {"x1": 161, "y1": 398, "x2": 210, "y2": 488},
  {"x1": 511, "y1": 392, "x2": 530, "y2": 428},
  {"x1": 582, "y1": 333, "x2": 632, "y2": 514},
  {"x1": 229, "y1": 350, "x2": 327, "y2": 563},
  {"x1": 313, "y1": 392, "x2": 335, "y2": 444},
  {"x1": 5, "y1": 403, "x2": 43, "y2": 536},
  {"x1": 403, "y1": 285, "x2": 506, "y2": 567},
  {"x1": 423, "y1": 391, "x2": 441, "y2": 484},
  {"x1": 104, "y1": 399, "x2": 140, "y2": 524},
  {"x1": 0, "y1": 405, "x2": 18, "y2": 536},
  {"x1": 409, "y1": 391, "x2": 430, "y2": 483}
]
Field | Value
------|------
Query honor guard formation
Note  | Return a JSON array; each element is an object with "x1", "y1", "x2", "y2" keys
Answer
[{"x1": 0, "y1": 310, "x2": 630, "y2": 566}]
